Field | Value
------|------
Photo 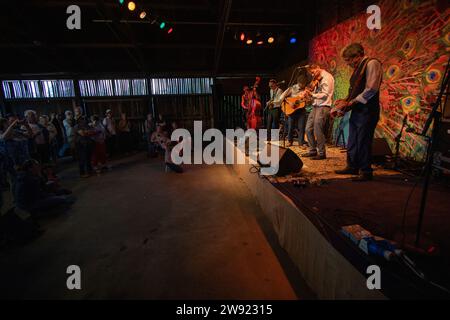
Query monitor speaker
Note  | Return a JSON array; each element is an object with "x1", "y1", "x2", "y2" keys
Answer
[
  {"x1": 259, "y1": 144, "x2": 303, "y2": 176},
  {"x1": 372, "y1": 138, "x2": 392, "y2": 162}
]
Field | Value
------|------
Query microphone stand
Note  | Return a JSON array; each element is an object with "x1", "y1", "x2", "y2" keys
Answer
[
  {"x1": 393, "y1": 114, "x2": 408, "y2": 170},
  {"x1": 281, "y1": 66, "x2": 302, "y2": 148},
  {"x1": 415, "y1": 57, "x2": 449, "y2": 248}
]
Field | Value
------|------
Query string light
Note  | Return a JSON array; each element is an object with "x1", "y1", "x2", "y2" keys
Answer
[
  {"x1": 160, "y1": 22, "x2": 166, "y2": 29},
  {"x1": 246, "y1": 39, "x2": 253, "y2": 45},
  {"x1": 240, "y1": 33, "x2": 245, "y2": 41},
  {"x1": 127, "y1": 1, "x2": 136, "y2": 11},
  {"x1": 139, "y1": 11, "x2": 146, "y2": 19},
  {"x1": 168, "y1": 28, "x2": 173, "y2": 34},
  {"x1": 268, "y1": 37, "x2": 275, "y2": 44}
]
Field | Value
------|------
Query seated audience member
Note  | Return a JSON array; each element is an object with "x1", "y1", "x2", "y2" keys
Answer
[
  {"x1": 90, "y1": 115, "x2": 108, "y2": 173},
  {"x1": 74, "y1": 116, "x2": 96, "y2": 178},
  {"x1": 14, "y1": 159, "x2": 74, "y2": 217},
  {"x1": 149, "y1": 125, "x2": 169, "y2": 157},
  {"x1": 164, "y1": 140, "x2": 183, "y2": 174},
  {"x1": 156, "y1": 114, "x2": 167, "y2": 131}
]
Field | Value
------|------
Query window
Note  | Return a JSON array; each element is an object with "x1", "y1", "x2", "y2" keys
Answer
[
  {"x1": 2, "y1": 80, "x2": 75, "y2": 99},
  {"x1": 150, "y1": 78, "x2": 213, "y2": 95},
  {"x1": 79, "y1": 78, "x2": 148, "y2": 97}
]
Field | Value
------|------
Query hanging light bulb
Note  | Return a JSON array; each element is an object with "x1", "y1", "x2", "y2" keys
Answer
[
  {"x1": 128, "y1": 1, "x2": 136, "y2": 11},
  {"x1": 139, "y1": 11, "x2": 146, "y2": 19},
  {"x1": 267, "y1": 37, "x2": 275, "y2": 44},
  {"x1": 246, "y1": 39, "x2": 253, "y2": 45},
  {"x1": 240, "y1": 32, "x2": 245, "y2": 41},
  {"x1": 160, "y1": 22, "x2": 166, "y2": 29}
]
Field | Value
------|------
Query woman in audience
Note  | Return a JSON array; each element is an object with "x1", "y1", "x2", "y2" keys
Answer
[
  {"x1": 40, "y1": 115, "x2": 58, "y2": 165},
  {"x1": 50, "y1": 112, "x2": 65, "y2": 153},
  {"x1": 90, "y1": 115, "x2": 108, "y2": 174},
  {"x1": 62, "y1": 110, "x2": 76, "y2": 158},
  {"x1": 74, "y1": 116, "x2": 96, "y2": 178},
  {"x1": 117, "y1": 112, "x2": 131, "y2": 154},
  {"x1": 24, "y1": 110, "x2": 49, "y2": 164},
  {"x1": 103, "y1": 109, "x2": 117, "y2": 157}
]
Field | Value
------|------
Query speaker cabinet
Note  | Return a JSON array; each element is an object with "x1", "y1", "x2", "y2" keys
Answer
[{"x1": 259, "y1": 144, "x2": 303, "y2": 176}]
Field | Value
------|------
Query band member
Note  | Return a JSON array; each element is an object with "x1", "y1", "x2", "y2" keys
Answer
[
  {"x1": 266, "y1": 80, "x2": 283, "y2": 141},
  {"x1": 302, "y1": 64, "x2": 335, "y2": 160},
  {"x1": 241, "y1": 85, "x2": 251, "y2": 129},
  {"x1": 332, "y1": 43, "x2": 382, "y2": 181},
  {"x1": 241, "y1": 78, "x2": 262, "y2": 129},
  {"x1": 277, "y1": 74, "x2": 310, "y2": 147}
]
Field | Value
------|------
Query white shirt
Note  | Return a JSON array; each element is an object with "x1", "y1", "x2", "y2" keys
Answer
[
  {"x1": 102, "y1": 117, "x2": 116, "y2": 135},
  {"x1": 354, "y1": 58, "x2": 383, "y2": 104},
  {"x1": 24, "y1": 123, "x2": 45, "y2": 145},
  {"x1": 269, "y1": 87, "x2": 284, "y2": 108},
  {"x1": 277, "y1": 84, "x2": 305, "y2": 104},
  {"x1": 63, "y1": 119, "x2": 75, "y2": 141},
  {"x1": 311, "y1": 69, "x2": 335, "y2": 107}
]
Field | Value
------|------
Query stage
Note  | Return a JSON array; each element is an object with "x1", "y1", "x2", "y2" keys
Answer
[{"x1": 230, "y1": 140, "x2": 450, "y2": 299}]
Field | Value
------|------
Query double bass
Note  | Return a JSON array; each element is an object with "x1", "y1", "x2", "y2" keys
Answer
[{"x1": 241, "y1": 77, "x2": 262, "y2": 129}]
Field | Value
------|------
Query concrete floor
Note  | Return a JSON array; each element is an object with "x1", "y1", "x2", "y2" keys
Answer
[{"x1": 0, "y1": 154, "x2": 314, "y2": 299}]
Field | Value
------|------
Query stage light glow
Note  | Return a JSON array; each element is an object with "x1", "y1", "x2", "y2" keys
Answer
[
  {"x1": 168, "y1": 28, "x2": 173, "y2": 34},
  {"x1": 240, "y1": 33, "x2": 245, "y2": 41},
  {"x1": 246, "y1": 39, "x2": 253, "y2": 45},
  {"x1": 128, "y1": 1, "x2": 136, "y2": 11},
  {"x1": 160, "y1": 22, "x2": 166, "y2": 29},
  {"x1": 139, "y1": 11, "x2": 146, "y2": 19},
  {"x1": 290, "y1": 37, "x2": 297, "y2": 44},
  {"x1": 268, "y1": 37, "x2": 275, "y2": 44}
]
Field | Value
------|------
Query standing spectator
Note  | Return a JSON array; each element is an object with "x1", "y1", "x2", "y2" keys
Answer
[
  {"x1": 103, "y1": 109, "x2": 117, "y2": 158},
  {"x1": 144, "y1": 113, "x2": 155, "y2": 156},
  {"x1": 0, "y1": 118, "x2": 28, "y2": 191},
  {"x1": 74, "y1": 106, "x2": 83, "y2": 122},
  {"x1": 24, "y1": 110, "x2": 49, "y2": 164},
  {"x1": 62, "y1": 110, "x2": 76, "y2": 158},
  {"x1": 118, "y1": 112, "x2": 131, "y2": 154},
  {"x1": 40, "y1": 115, "x2": 58, "y2": 165},
  {"x1": 50, "y1": 112, "x2": 65, "y2": 152},
  {"x1": 1, "y1": 116, "x2": 32, "y2": 168},
  {"x1": 74, "y1": 116, "x2": 95, "y2": 178},
  {"x1": 90, "y1": 115, "x2": 108, "y2": 174}
]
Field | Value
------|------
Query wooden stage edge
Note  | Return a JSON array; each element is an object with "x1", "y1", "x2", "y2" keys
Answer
[{"x1": 227, "y1": 139, "x2": 386, "y2": 300}]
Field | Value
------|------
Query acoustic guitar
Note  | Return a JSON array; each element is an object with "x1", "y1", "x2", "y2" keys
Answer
[{"x1": 281, "y1": 96, "x2": 308, "y2": 116}]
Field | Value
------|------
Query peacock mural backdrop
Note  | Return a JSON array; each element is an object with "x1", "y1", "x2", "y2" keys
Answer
[{"x1": 309, "y1": 0, "x2": 450, "y2": 161}]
